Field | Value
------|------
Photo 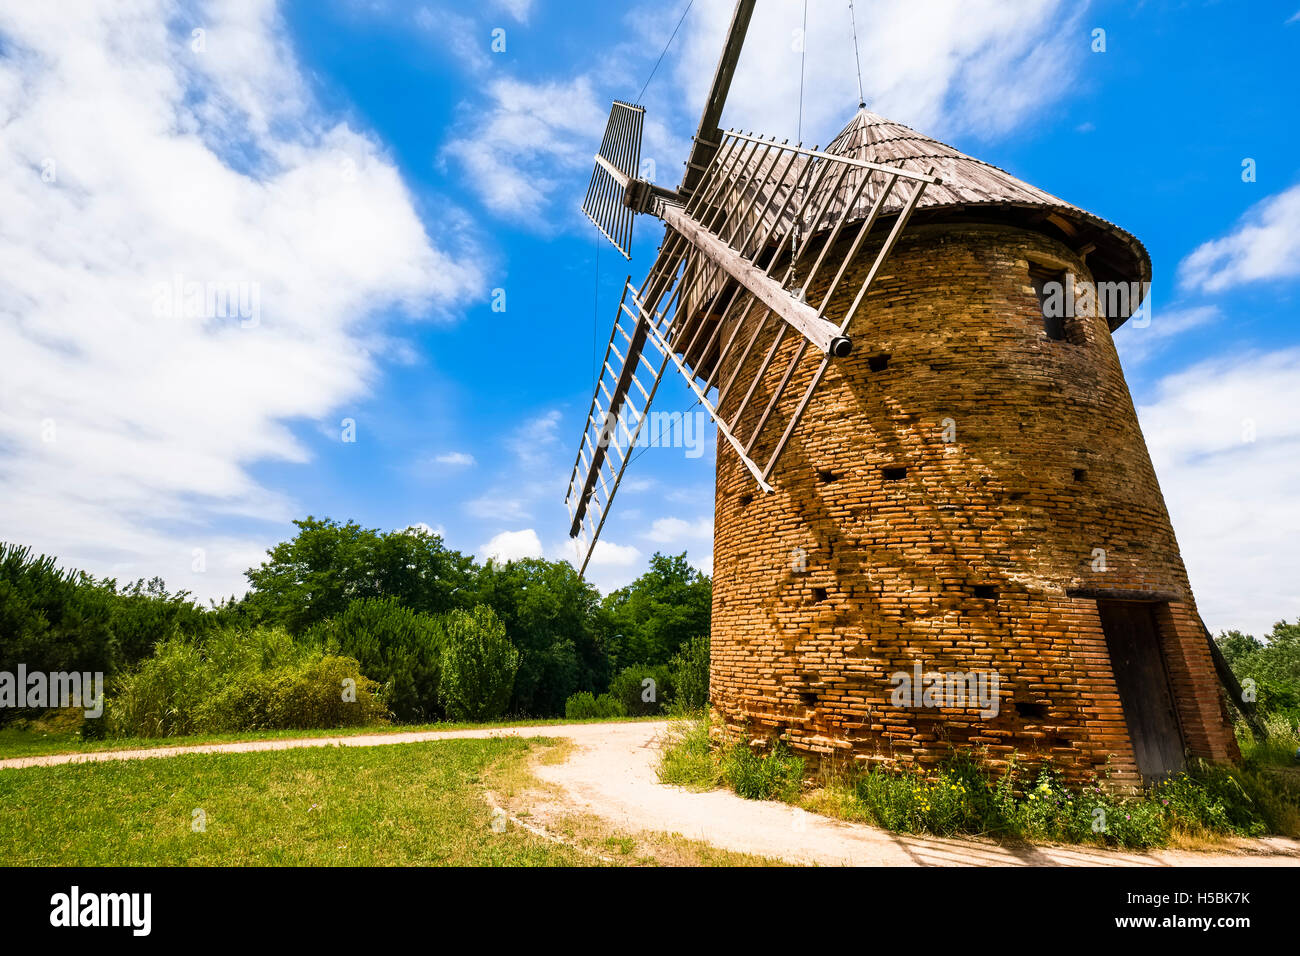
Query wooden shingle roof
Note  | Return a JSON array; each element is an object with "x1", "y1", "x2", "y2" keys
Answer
[
  {"x1": 719, "y1": 109, "x2": 1150, "y2": 329},
  {"x1": 821, "y1": 108, "x2": 1151, "y2": 328}
]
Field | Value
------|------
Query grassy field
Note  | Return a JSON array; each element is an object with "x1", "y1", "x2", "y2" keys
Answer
[
  {"x1": 0, "y1": 734, "x2": 770, "y2": 866},
  {"x1": 0, "y1": 737, "x2": 605, "y2": 865},
  {"x1": 0, "y1": 715, "x2": 659, "y2": 761}
]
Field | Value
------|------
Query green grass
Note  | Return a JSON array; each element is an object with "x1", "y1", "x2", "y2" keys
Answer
[
  {"x1": 0, "y1": 737, "x2": 599, "y2": 865},
  {"x1": 0, "y1": 714, "x2": 659, "y2": 761}
]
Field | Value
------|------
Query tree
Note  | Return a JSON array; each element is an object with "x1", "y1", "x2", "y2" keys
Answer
[
  {"x1": 602, "y1": 553, "x2": 711, "y2": 668},
  {"x1": 243, "y1": 517, "x2": 476, "y2": 633},
  {"x1": 439, "y1": 605, "x2": 519, "y2": 721},
  {"x1": 310, "y1": 597, "x2": 445, "y2": 721},
  {"x1": 1218, "y1": 622, "x2": 1300, "y2": 723},
  {"x1": 475, "y1": 558, "x2": 609, "y2": 716},
  {"x1": 0, "y1": 544, "x2": 116, "y2": 722}
]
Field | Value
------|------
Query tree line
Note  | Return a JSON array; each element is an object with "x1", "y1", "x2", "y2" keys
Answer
[{"x1": 0, "y1": 517, "x2": 711, "y2": 736}]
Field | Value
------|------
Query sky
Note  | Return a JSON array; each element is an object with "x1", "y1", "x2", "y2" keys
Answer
[{"x1": 0, "y1": 0, "x2": 1297, "y2": 636}]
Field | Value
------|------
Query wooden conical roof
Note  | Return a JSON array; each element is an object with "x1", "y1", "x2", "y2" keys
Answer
[{"x1": 818, "y1": 108, "x2": 1151, "y2": 328}]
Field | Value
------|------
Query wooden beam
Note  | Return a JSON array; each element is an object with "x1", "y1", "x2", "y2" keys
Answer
[
  {"x1": 659, "y1": 202, "x2": 849, "y2": 356},
  {"x1": 678, "y1": 0, "x2": 756, "y2": 198}
]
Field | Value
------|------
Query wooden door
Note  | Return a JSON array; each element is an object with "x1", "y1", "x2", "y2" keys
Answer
[{"x1": 1097, "y1": 600, "x2": 1186, "y2": 782}]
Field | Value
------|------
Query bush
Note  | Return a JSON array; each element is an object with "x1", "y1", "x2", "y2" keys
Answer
[
  {"x1": 669, "y1": 635, "x2": 710, "y2": 712},
  {"x1": 608, "y1": 664, "x2": 674, "y2": 716},
  {"x1": 108, "y1": 626, "x2": 385, "y2": 737},
  {"x1": 564, "y1": 691, "x2": 626, "y2": 719},
  {"x1": 310, "y1": 597, "x2": 444, "y2": 722},
  {"x1": 439, "y1": 606, "x2": 519, "y2": 722},
  {"x1": 264, "y1": 656, "x2": 387, "y2": 729}
]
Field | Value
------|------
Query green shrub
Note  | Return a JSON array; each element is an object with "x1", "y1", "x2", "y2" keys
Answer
[
  {"x1": 608, "y1": 663, "x2": 674, "y2": 716},
  {"x1": 264, "y1": 656, "x2": 387, "y2": 729},
  {"x1": 564, "y1": 691, "x2": 626, "y2": 719},
  {"x1": 108, "y1": 626, "x2": 385, "y2": 737},
  {"x1": 310, "y1": 597, "x2": 445, "y2": 721},
  {"x1": 668, "y1": 635, "x2": 709, "y2": 712},
  {"x1": 439, "y1": 605, "x2": 519, "y2": 721}
]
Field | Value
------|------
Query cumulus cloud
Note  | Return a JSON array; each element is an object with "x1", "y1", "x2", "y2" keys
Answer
[
  {"x1": 480, "y1": 528, "x2": 544, "y2": 562},
  {"x1": 1178, "y1": 184, "x2": 1300, "y2": 293},
  {"x1": 668, "y1": 0, "x2": 1083, "y2": 146},
  {"x1": 445, "y1": 0, "x2": 1086, "y2": 233},
  {"x1": 1138, "y1": 349, "x2": 1300, "y2": 636},
  {"x1": 442, "y1": 75, "x2": 609, "y2": 220},
  {"x1": 0, "y1": 0, "x2": 482, "y2": 601},
  {"x1": 1113, "y1": 305, "x2": 1221, "y2": 366}
]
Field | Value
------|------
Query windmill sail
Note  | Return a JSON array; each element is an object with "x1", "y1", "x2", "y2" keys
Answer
[
  {"x1": 567, "y1": 126, "x2": 939, "y2": 574},
  {"x1": 580, "y1": 101, "x2": 644, "y2": 260}
]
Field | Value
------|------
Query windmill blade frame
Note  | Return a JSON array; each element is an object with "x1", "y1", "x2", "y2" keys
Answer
[
  {"x1": 566, "y1": 124, "x2": 939, "y2": 575},
  {"x1": 580, "y1": 100, "x2": 645, "y2": 260}
]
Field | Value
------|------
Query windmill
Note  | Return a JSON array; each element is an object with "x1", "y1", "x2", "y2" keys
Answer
[
  {"x1": 565, "y1": 0, "x2": 937, "y2": 571},
  {"x1": 564, "y1": 1, "x2": 1243, "y2": 784}
]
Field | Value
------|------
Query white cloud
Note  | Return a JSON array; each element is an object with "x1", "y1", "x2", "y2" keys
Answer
[
  {"x1": 402, "y1": 522, "x2": 446, "y2": 538},
  {"x1": 0, "y1": 0, "x2": 482, "y2": 602},
  {"x1": 493, "y1": 0, "x2": 533, "y2": 24},
  {"x1": 436, "y1": 451, "x2": 476, "y2": 466},
  {"x1": 507, "y1": 408, "x2": 562, "y2": 466},
  {"x1": 1179, "y1": 184, "x2": 1300, "y2": 293},
  {"x1": 414, "y1": 6, "x2": 490, "y2": 74},
  {"x1": 644, "y1": 515, "x2": 712, "y2": 545},
  {"x1": 480, "y1": 528, "x2": 544, "y2": 562},
  {"x1": 1113, "y1": 305, "x2": 1220, "y2": 366},
  {"x1": 1139, "y1": 348, "x2": 1300, "y2": 636},
  {"x1": 442, "y1": 0, "x2": 1087, "y2": 234},
  {"x1": 442, "y1": 75, "x2": 608, "y2": 219},
  {"x1": 668, "y1": 0, "x2": 1083, "y2": 146},
  {"x1": 465, "y1": 495, "x2": 530, "y2": 521}
]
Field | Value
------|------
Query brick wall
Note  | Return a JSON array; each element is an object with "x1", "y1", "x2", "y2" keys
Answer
[{"x1": 709, "y1": 223, "x2": 1238, "y2": 787}]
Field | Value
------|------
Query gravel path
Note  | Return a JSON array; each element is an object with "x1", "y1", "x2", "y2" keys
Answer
[{"x1": 5, "y1": 720, "x2": 1298, "y2": 866}]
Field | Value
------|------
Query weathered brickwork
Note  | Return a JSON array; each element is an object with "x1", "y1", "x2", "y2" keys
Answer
[{"x1": 709, "y1": 223, "x2": 1238, "y2": 787}]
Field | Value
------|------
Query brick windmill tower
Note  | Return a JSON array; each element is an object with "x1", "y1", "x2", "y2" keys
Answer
[{"x1": 566, "y1": 1, "x2": 1240, "y2": 784}]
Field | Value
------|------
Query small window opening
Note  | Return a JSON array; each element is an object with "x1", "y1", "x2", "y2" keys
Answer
[
  {"x1": 868, "y1": 354, "x2": 890, "y2": 372},
  {"x1": 738, "y1": 493, "x2": 753, "y2": 507},
  {"x1": 1073, "y1": 468, "x2": 1087, "y2": 482},
  {"x1": 1015, "y1": 701, "x2": 1048, "y2": 719},
  {"x1": 817, "y1": 469, "x2": 838, "y2": 484},
  {"x1": 1029, "y1": 264, "x2": 1068, "y2": 341},
  {"x1": 973, "y1": 584, "x2": 997, "y2": 599},
  {"x1": 811, "y1": 587, "x2": 828, "y2": 602},
  {"x1": 882, "y1": 466, "x2": 907, "y2": 481}
]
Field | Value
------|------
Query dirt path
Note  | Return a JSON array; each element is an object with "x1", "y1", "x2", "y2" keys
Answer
[{"x1": 5, "y1": 720, "x2": 1298, "y2": 866}]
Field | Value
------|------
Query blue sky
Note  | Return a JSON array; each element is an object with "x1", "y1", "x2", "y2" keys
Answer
[{"x1": 1, "y1": 0, "x2": 1298, "y2": 635}]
